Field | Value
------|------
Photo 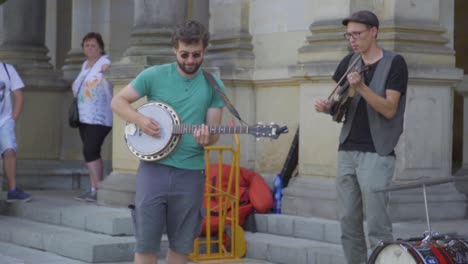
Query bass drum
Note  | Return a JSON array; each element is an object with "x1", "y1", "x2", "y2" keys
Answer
[{"x1": 368, "y1": 238, "x2": 468, "y2": 264}]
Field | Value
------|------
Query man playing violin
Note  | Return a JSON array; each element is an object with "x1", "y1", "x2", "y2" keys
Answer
[{"x1": 314, "y1": 10, "x2": 408, "y2": 264}]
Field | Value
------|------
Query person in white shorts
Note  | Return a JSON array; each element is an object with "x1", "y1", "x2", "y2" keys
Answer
[{"x1": 0, "y1": 62, "x2": 31, "y2": 202}]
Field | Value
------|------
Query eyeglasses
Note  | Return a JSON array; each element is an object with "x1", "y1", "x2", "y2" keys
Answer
[
  {"x1": 344, "y1": 29, "x2": 370, "y2": 40},
  {"x1": 179, "y1": 51, "x2": 203, "y2": 59}
]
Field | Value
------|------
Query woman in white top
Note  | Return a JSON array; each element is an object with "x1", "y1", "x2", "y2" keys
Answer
[{"x1": 72, "y1": 32, "x2": 113, "y2": 202}]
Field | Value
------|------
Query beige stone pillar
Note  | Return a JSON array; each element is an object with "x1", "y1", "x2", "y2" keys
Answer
[
  {"x1": 0, "y1": 0, "x2": 67, "y2": 160},
  {"x1": 284, "y1": 0, "x2": 465, "y2": 221},
  {"x1": 60, "y1": 0, "x2": 133, "y2": 175},
  {"x1": 58, "y1": 0, "x2": 92, "y2": 164},
  {"x1": 100, "y1": 0, "x2": 189, "y2": 206},
  {"x1": 62, "y1": 0, "x2": 134, "y2": 81},
  {"x1": 61, "y1": 0, "x2": 91, "y2": 82},
  {"x1": 453, "y1": 78, "x2": 468, "y2": 212},
  {"x1": 205, "y1": 0, "x2": 256, "y2": 169},
  {"x1": 188, "y1": 0, "x2": 209, "y2": 28}
]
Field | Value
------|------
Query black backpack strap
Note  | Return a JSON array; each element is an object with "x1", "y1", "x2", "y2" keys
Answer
[
  {"x1": 3, "y1": 63, "x2": 10, "y2": 81},
  {"x1": 203, "y1": 70, "x2": 246, "y2": 125}
]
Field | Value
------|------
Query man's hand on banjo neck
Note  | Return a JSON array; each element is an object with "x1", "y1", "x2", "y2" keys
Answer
[{"x1": 193, "y1": 124, "x2": 211, "y2": 147}]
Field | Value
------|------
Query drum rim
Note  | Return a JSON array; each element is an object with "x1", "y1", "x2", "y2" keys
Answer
[{"x1": 368, "y1": 240, "x2": 425, "y2": 264}]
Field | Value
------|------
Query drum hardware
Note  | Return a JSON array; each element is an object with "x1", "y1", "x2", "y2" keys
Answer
[
  {"x1": 374, "y1": 176, "x2": 468, "y2": 240},
  {"x1": 369, "y1": 176, "x2": 468, "y2": 263}
]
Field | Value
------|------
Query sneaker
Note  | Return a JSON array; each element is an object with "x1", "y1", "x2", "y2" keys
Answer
[
  {"x1": 85, "y1": 191, "x2": 97, "y2": 203},
  {"x1": 74, "y1": 190, "x2": 91, "y2": 202},
  {"x1": 7, "y1": 188, "x2": 32, "y2": 202}
]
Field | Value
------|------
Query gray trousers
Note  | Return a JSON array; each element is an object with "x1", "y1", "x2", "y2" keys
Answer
[{"x1": 336, "y1": 151, "x2": 394, "y2": 264}]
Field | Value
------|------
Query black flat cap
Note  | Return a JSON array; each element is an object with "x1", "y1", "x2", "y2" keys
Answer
[{"x1": 342, "y1": 10, "x2": 379, "y2": 29}]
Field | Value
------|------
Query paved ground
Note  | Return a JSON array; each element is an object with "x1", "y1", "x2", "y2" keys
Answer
[
  {"x1": 0, "y1": 241, "x2": 273, "y2": 264},
  {"x1": 0, "y1": 242, "x2": 87, "y2": 264}
]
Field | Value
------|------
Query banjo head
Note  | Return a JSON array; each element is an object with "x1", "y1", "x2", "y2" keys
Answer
[{"x1": 124, "y1": 102, "x2": 181, "y2": 161}]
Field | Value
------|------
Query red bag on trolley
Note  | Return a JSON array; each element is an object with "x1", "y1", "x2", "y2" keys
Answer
[{"x1": 200, "y1": 163, "x2": 273, "y2": 236}]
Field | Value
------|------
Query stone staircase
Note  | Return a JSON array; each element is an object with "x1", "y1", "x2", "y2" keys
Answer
[
  {"x1": 246, "y1": 214, "x2": 346, "y2": 264},
  {"x1": 1, "y1": 191, "x2": 468, "y2": 264},
  {"x1": 0, "y1": 191, "x2": 141, "y2": 263},
  {"x1": 244, "y1": 214, "x2": 468, "y2": 264},
  {"x1": 0, "y1": 191, "x2": 269, "y2": 263},
  {"x1": 0, "y1": 160, "x2": 93, "y2": 191}
]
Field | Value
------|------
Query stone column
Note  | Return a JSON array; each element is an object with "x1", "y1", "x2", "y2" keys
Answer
[
  {"x1": 204, "y1": 0, "x2": 256, "y2": 169},
  {"x1": 61, "y1": 0, "x2": 91, "y2": 82},
  {"x1": 0, "y1": 0, "x2": 67, "y2": 160},
  {"x1": 62, "y1": 0, "x2": 132, "y2": 81},
  {"x1": 284, "y1": 0, "x2": 465, "y2": 221},
  {"x1": 58, "y1": 0, "x2": 92, "y2": 165},
  {"x1": 453, "y1": 0, "x2": 468, "y2": 183},
  {"x1": 100, "y1": 0, "x2": 190, "y2": 206},
  {"x1": 454, "y1": 77, "x2": 468, "y2": 184},
  {"x1": 59, "y1": 0, "x2": 129, "y2": 181},
  {"x1": 188, "y1": 0, "x2": 209, "y2": 28}
]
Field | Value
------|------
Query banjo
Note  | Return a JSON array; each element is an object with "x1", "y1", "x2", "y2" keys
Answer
[{"x1": 124, "y1": 102, "x2": 288, "y2": 161}]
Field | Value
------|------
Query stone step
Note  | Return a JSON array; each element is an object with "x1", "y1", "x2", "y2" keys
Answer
[
  {"x1": 254, "y1": 213, "x2": 341, "y2": 244},
  {"x1": 0, "y1": 160, "x2": 101, "y2": 191},
  {"x1": 0, "y1": 190, "x2": 133, "y2": 236},
  {"x1": 0, "y1": 241, "x2": 92, "y2": 264},
  {"x1": 0, "y1": 215, "x2": 143, "y2": 263},
  {"x1": 254, "y1": 213, "x2": 468, "y2": 245},
  {"x1": 244, "y1": 231, "x2": 346, "y2": 264},
  {"x1": 98, "y1": 171, "x2": 135, "y2": 207}
]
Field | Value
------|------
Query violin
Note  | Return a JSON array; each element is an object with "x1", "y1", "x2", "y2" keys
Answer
[{"x1": 328, "y1": 56, "x2": 369, "y2": 123}]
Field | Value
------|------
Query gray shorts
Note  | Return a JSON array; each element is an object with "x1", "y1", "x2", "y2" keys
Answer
[{"x1": 131, "y1": 162, "x2": 205, "y2": 255}]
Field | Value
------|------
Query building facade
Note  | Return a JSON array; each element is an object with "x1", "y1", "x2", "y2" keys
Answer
[{"x1": 1, "y1": 0, "x2": 467, "y2": 221}]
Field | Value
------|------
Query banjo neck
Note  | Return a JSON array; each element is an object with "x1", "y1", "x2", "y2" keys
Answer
[
  {"x1": 124, "y1": 102, "x2": 288, "y2": 161},
  {"x1": 173, "y1": 125, "x2": 249, "y2": 135}
]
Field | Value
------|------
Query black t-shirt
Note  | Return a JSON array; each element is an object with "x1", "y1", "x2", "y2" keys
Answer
[{"x1": 332, "y1": 53, "x2": 408, "y2": 153}]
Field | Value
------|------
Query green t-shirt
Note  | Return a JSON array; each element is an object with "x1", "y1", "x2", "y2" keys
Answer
[{"x1": 131, "y1": 62, "x2": 225, "y2": 170}]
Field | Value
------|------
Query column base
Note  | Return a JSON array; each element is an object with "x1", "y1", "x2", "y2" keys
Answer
[
  {"x1": 98, "y1": 171, "x2": 136, "y2": 207},
  {"x1": 282, "y1": 176, "x2": 339, "y2": 219},
  {"x1": 1, "y1": 160, "x2": 92, "y2": 191},
  {"x1": 454, "y1": 168, "x2": 468, "y2": 207},
  {"x1": 62, "y1": 48, "x2": 85, "y2": 82},
  {"x1": 282, "y1": 176, "x2": 467, "y2": 222}
]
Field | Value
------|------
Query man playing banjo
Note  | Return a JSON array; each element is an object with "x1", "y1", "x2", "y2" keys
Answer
[{"x1": 111, "y1": 20, "x2": 225, "y2": 264}]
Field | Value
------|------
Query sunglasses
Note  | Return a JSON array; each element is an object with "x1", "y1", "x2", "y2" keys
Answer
[{"x1": 179, "y1": 51, "x2": 203, "y2": 59}]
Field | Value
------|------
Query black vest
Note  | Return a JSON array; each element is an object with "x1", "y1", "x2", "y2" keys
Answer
[{"x1": 339, "y1": 50, "x2": 406, "y2": 156}]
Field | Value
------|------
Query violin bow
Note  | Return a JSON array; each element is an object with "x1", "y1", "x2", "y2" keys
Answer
[{"x1": 327, "y1": 54, "x2": 362, "y2": 101}]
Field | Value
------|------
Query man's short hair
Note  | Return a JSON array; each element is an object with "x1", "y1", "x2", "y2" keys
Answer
[
  {"x1": 342, "y1": 10, "x2": 379, "y2": 29},
  {"x1": 172, "y1": 20, "x2": 210, "y2": 49}
]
